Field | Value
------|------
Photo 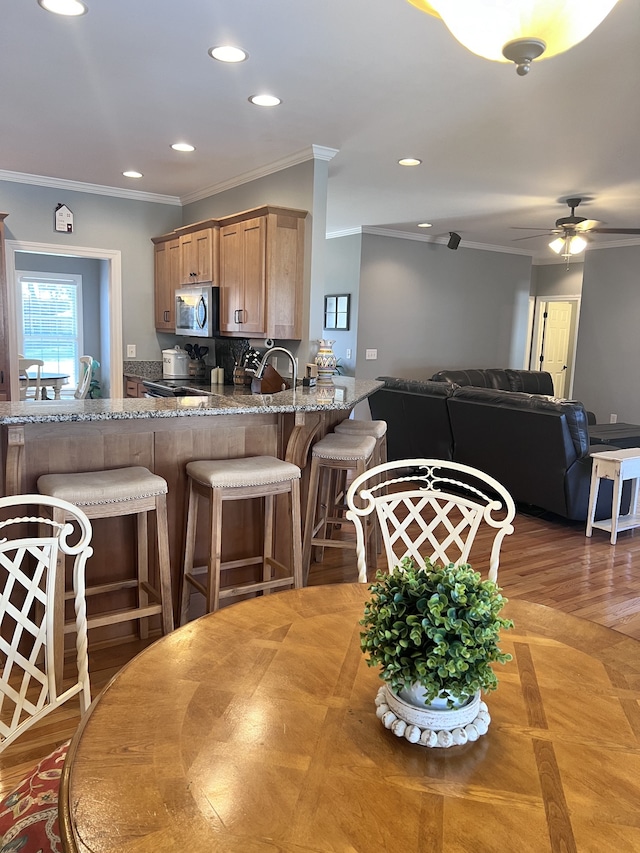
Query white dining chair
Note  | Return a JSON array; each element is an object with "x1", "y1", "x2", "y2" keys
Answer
[
  {"x1": 18, "y1": 357, "x2": 44, "y2": 400},
  {"x1": 74, "y1": 355, "x2": 93, "y2": 399},
  {"x1": 0, "y1": 493, "x2": 93, "y2": 752},
  {"x1": 346, "y1": 458, "x2": 516, "y2": 584}
]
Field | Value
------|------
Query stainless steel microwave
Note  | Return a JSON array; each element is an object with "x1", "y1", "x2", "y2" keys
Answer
[{"x1": 175, "y1": 286, "x2": 219, "y2": 337}]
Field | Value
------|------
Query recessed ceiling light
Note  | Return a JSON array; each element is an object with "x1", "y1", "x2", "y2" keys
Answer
[
  {"x1": 209, "y1": 45, "x2": 248, "y2": 63},
  {"x1": 417, "y1": 222, "x2": 432, "y2": 228},
  {"x1": 249, "y1": 94, "x2": 281, "y2": 107},
  {"x1": 398, "y1": 158, "x2": 421, "y2": 167},
  {"x1": 171, "y1": 143, "x2": 195, "y2": 152},
  {"x1": 122, "y1": 170, "x2": 143, "y2": 179},
  {"x1": 38, "y1": 0, "x2": 87, "y2": 15}
]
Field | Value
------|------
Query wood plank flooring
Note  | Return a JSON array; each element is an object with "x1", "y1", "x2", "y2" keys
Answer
[{"x1": 1, "y1": 506, "x2": 639, "y2": 800}]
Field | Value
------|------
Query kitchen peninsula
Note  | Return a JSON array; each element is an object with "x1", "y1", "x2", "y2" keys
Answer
[{"x1": 0, "y1": 378, "x2": 381, "y2": 637}]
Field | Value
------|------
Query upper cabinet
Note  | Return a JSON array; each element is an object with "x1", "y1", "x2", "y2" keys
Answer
[
  {"x1": 153, "y1": 206, "x2": 306, "y2": 339},
  {"x1": 152, "y1": 221, "x2": 218, "y2": 332},
  {"x1": 178, "y1": 226, "x2": 217, "y2": 285}
]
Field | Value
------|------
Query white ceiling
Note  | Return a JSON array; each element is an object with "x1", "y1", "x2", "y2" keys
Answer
[{"x1": 2, "y1": 0, "x2": 639, "y2": 259}]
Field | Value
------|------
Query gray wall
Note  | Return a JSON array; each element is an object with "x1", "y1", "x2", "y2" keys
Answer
[
  {"x1": 354, "y1": 234, "x2": 533, "y2": 380},
  {"x1": 0, "y1": 180, "x2": 182, "y2": 361},
  {"x1": 532, "y1": 262, "x2": 584, "y2": 297},
  {"x1": 573, "y1": 244, "x2": 640, "y2": 422},
  {"x1": 324, "y1": 233, "x2": 362, "y2": 376}
]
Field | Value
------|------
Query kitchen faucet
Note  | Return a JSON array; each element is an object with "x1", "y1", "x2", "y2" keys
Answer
[{"x1": 254, "y1": 346, "x2": 297, "y2": 389}]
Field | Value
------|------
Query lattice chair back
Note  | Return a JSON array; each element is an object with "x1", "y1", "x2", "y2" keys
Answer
[
  {"x1": 346, "y1": 459, "x2": 516, "y2": 584},
  {"x1": 0, "y1": 494, "x2": 92, "y2": 751}
]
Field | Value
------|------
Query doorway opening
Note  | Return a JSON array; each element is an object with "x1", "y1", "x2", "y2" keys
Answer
[
  {"x1": 5, "y1": 241, "x2": 122, "y2": 399},
  {"x1": 529, "y1": 296, "x2": 581, "y2": 398}
]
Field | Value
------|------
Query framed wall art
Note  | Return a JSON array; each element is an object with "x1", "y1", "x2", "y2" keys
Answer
[{"x1": 324, "y1": 294, "x2": 350, "y2": 331}]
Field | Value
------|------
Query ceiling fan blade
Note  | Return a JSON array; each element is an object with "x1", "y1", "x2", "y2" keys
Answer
[
  {"x1": 589, "y1": 227, "x2": 640, "y2": 234},
  {"x1": 511, "y1": 226, "x2": 553, "y2": 231},
  {"x1": 512, "y1": 233, "x2": 553, "y2": 242},
  {"x1": 574, "y1": 219, "x2": 601, "y2": 232}
]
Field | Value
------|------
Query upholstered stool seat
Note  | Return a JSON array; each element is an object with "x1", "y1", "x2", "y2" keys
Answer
[
  {"x1": 180, "y1": 456, "x2": 303, "y2": 622},
  {"x1": 334, "y1": 418, "x2": 387, "y2": 465},
  {"x1": 302, "y1": 433, "x2": 377, "y2": 581},
  {"x1": 37, "y1": 466, "x2": 174, "y2": 678}
]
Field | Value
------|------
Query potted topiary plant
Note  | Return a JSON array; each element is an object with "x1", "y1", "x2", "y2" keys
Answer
[{"x1": 360, "y1": 557, "x2": 513, "y2": 748}]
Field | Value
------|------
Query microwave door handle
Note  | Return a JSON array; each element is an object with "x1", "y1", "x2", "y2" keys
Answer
[{"x1": 196, "y1": 295, "x2": 207, "y2": 330}]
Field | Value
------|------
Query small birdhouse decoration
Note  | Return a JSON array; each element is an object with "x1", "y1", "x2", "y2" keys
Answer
[{"x1": 55, "y1": 203, "x2": 74, "y2": 233}]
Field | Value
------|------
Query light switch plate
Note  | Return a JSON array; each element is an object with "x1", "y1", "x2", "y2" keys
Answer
[
  {"x1": 365, "y1": 348, "x2": 377, "y2": 360},
  {"x1": 127, "y1": 344, "x2": 136, "y2": 358}
]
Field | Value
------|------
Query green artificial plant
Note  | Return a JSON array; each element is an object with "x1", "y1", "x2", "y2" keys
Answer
[{"x1": 360, "y1": 558, "x2": 513, "y2": 706}]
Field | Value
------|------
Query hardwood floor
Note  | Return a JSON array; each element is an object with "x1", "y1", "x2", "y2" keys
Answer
[{"x1": 1, "y1": 506, "x2": 639, "y2": 799}]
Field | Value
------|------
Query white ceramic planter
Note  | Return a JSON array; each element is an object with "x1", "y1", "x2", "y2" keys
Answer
[{"x1": 374, "y1": 684, "x2": 491, "y2": 748}]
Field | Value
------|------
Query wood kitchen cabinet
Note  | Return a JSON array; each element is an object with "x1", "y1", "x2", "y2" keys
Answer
[
  {"x1": 124, "y1": 377, "x2": 147, "y2": 398},
  {"x1": 177, "y1": 225, "x2": 217, "y2": 285},
  {"x1": 218, "y1": 207, "x2": 306, "y2": 339},
  {"x1": 152, "y1": 206, "x2": 306, "y2": 340},
  {"x1": 152, "y1": 236, "x2": 180, "y2": 331}
]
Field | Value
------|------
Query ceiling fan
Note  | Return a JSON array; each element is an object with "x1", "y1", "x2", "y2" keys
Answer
[{"x1": 513, "y1": 197, "x2": 640, "y2": 256}]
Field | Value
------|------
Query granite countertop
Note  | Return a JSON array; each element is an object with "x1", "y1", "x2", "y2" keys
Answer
[{"x1": 0, "y1": 378, "x2": 383, "y2": 425}]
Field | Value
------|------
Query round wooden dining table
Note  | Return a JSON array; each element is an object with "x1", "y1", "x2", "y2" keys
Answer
[{"x1": 60, "y1": 584, "x2": 640, "y2": 853}]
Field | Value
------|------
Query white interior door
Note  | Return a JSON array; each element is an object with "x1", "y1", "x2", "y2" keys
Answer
[{"x1": 534, "y1": 300, "x2": 576, "y2": 397}]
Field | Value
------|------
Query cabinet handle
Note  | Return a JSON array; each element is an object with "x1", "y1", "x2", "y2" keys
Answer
[
  {"x1": 234, "y1": 309, "x2": 242, "y2": 324},
  {"x1": 0, "y1": 370, "x2": 3, "y2": 385},
  {"x1": 164, "y1": 310, "x2": 170, "y2": 322}
]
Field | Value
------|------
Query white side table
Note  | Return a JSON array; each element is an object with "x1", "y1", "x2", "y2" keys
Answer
[{"x1": 586, "y1": 448, "x2": 640, "y2": 544}]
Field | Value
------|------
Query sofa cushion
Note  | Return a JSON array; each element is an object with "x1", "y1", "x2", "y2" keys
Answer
[
  {"x1": 430, "y1": 368, "x2": 508, "y2": 389},
  {"x1": 371, "y1": 378, "x2": 455, "y2": 461},
  {"x1": 505, "y1": 369, "x2": 554, "y2": 395}
]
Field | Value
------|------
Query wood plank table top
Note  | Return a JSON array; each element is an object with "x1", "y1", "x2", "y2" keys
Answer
[{"x1": 60, "y1": 584, "x2": 640, "y2": 853}]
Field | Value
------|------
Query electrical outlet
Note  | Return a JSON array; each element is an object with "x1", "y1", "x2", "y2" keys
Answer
[
  {"x1": 365, "y1": 348, "x2": 377, "y2": 360},
  {"x1": 346, "y1": 349, "x2": 352, "y2": 359},
  {"x1": 126, "y1": 344, "x2": 136, "y2": 358},
  {"x1": 610, "y1": 413, "x2": 618, "y2": 423}
]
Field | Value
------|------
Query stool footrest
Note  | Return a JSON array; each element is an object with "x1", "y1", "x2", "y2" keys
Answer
[
  {"x1": 219, "y1": 576, "x2": 296, "y2": 599},
  {"x1": 64, "y1": 602, "x2": 163, "y2": 633}
]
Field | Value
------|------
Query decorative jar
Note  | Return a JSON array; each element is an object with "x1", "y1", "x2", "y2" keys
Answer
[{"x1": 314, "y1": 339, "x2": 337, "y2": 383}]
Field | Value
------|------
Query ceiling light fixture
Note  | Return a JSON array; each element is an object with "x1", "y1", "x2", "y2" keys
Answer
[
  {"x1": 417, "y1": 222, "x2": 432, "y2": 228},
  {"x1": 209, "y1": 45, "x2": 248, "y2": 63},
  {"x1": 407, "y1": 0, "x2": 619, "y2": 75},
  {"x1": 398, "y1": 158, "x2": 422, "y2": 166},
  {"x1": 171, "y1": 143, "x2": 195, "y2": 152},
  {"x1": 249, "y1": 94, "x2": 281, "y2": 107},
  {"x1": 38, "y1": 0, "x2": 87, "y2": 15},
  {"x1": 122, "y1": 170, "x2": 143, "y2": 179},
  {"x1": 549, "y1": 233, "x2": 587, "y2": 257}
]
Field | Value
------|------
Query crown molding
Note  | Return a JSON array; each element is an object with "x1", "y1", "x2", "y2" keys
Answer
[
  {"x1": 336, "y1": 226, "x2": 534, "y2": 256},
  {"x1": 327, "y1": 227, "x2": 362, "y2": 239},
  {"x1": 0, "y1": 169, "x2": 181, "y2": 205},
  {"x1": 180, "y1": 145, "x2": 340, "y2": 205}
]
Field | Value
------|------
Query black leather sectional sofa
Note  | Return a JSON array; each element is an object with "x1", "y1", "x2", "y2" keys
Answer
[{"x1": 369, "y1": 374, "x2": 623, "y2": 522}]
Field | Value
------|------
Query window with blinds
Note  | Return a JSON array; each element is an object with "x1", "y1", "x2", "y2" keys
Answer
[{"x1": 17, "y1": 272, "x2": 84, "y2": 390}]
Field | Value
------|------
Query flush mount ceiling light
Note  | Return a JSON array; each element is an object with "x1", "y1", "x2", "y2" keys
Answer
[
  {"x1": 407, "y1": 0, "x2": 619, "y2": 75},
  {"x1": 122, "y1": 170, "x2": 143, "y2": 179},
  {"x1": 249, "y1": 94, "x2": 281, "y2": 106},
  {"x1": 209, "y1": 45, "x2": 248, "y2": 63},
  {"x1": 417, "y1": 222, "x2": 432, "y2": 227},
  {"x1": 38, "y1": 0, "x2": 87, "y2": 15},
  {"x1": 171, "y1": 142, "x2": 195, "y2": 152},
  {"x1": 549, "y1": 232, "x2": 587, "y2": 257},
  {"x1": 398, "y1": 157, "x2": 422, "y2": 166}
]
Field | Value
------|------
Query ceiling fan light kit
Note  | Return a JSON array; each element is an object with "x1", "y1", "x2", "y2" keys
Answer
[{"x1": 408, "y1": 0, "x2": 620, "y2": 73}]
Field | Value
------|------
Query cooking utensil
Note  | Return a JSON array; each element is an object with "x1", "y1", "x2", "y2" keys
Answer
[{"x1": 184, "y1": 344, "x2": 195, "y2": 359}]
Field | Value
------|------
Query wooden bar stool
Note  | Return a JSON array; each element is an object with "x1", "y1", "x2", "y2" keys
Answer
[
  {"x1": 37, "y1": 466, "x2": 174, "y2": 684},
  {"x1": 180, "y1": 456, "x2": 303, "y2": 623},
  {"x1": 302, "y1": 433, "x2": 377, "y2": 582}
]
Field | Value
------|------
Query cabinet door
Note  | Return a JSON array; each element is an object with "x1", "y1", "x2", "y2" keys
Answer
[
  {"x1": 180, "y1": 228, "x2": 214, "y2": 284},
  {"x1": 154, "y1": 238, "x2": 179, "y2": 330},
  {"x1": 219, "y1": 223, "x2": 243, "y2": 333},
  {"x1": 240, "y1": 217, "x2": 266, "y2": 336}
]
